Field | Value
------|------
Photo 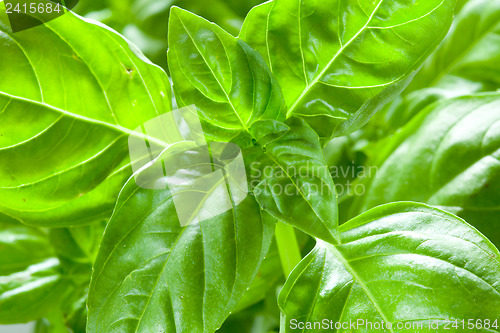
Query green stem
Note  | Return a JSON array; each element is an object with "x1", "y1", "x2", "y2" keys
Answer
[
  {"x1": 275, "y1": 222, "x2": 302, "y2": 277},
  {"x1": 45, "y1": 308, "x2": 68, "y2": 333}
]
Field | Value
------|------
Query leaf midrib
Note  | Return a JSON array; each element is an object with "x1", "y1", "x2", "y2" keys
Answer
[
  {"x1": 285, "y1": 0, "x2": 385, "y2": 117},
  {"x1": 175, "y1": 11, "x2": 250, "y2": 133},
  {"x1": 329, "y1": 244, "x2": 395, "y2": 332},
  {"x1": 262, "y1": 151, "x2": 338, "y2": 242},
  {"x1": 0, "y1": 91, "x2": 168, "y2": 148},
  {"x1": 94, "y1": 165, "x2": 241, "y2": 332}
]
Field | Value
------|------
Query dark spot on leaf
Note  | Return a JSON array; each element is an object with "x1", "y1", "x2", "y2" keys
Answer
[{"x1": 123, "y1": 66, "x2": 135, "y2": 79}]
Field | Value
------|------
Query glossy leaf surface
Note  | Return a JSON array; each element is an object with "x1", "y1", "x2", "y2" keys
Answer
[
  {"x1": 279, "y1": 203, "x2": 500, "y2": 332},
  {"x1": 251, "y1": 118, "x2": 339, "y2": 243},
  {"x1": 373, "y1": 0, "x2": 500, "y2": 137},
  {"x1": 74, "y1": 0, "x2": 264, "y2": 69},
  {"x1": 240, "y1": 0, "x2": 455, "y2": 140},
  {"x1": 353, "y1": 93, "x2": 500, "y2": 245},
  {"x1": 168, "y1": 6, "x2": 285, "y2": 142},
  {"x1": 87, "y1": 158, "x2": 275, "y2": 332},
  {"x1": 0, "y1": 6, "x2": 171, "y2": 226},
  {"x1": 168, "y1": 9, "x2": 338, "y2": 241}
]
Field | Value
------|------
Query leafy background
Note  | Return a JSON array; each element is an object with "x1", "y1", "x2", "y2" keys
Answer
[
  {"x1": 1, "y1": 0, "x2": 500, "y2": 332},
  {"x1": 74, "y1": 0, "x2": 265, "y2": 71}
]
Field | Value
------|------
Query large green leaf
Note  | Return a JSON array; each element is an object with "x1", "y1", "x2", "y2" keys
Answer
[
  {"x1": 0, "y1": 4, "x2": 171, "y2": 227},
  {"x1": 352, "y1": 93, "x2": 500, "y2": 245},
  {"x1": 233, "y1": 221, "x2": 313, "y2": 314},
  {"x1": 87, "y1": 156, "x2": 275, "y2": 332},
  {"x1": 279, "y1": 202, "x2": 500, "y2": 332},
  {"x1": 0, "y1": 214, "x2": 68, "y2": 324},
  {"x1": 407, "y1": 0, "x2": 500, "y2": 93},
  {"x1": 239, "y1": 0, "x2": 455, "y2": 141},
  {"x1": 167, "y1": 8, "x2": 338, "y2": 242},
  {"x1": 168, "y1": 6, "x2": 285, "y2": 142}
]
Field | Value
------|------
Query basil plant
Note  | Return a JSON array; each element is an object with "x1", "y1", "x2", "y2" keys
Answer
[{"x1": 0, "y1": 0, "x2": 499, "y2": 332}]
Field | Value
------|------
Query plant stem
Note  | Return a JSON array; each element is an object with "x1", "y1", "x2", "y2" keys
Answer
[
  {"x1": 45, "y1": 308, "x2": 68, "y2": 333},
  {"x1": 275, "y1": 222, "x2": 302, "y2": 277}
]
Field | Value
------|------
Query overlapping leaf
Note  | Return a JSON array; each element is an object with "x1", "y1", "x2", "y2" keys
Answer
[
  {"x1": 239, "y1": 0, "x2": 455, "y2": 141},
  {"x1": 168, "y1": 6, "x2": 285, "y2": 142},
  {"x1": 168, "y1": 8, "x2": 338, "y2": 242},
  {"x1": 279, "y1": 203, "x2": 500, "y2": 332},
  {"x1": 369, "y1": 0, "x2": 500, "y2": 138},
  {"x1": 375, "y1": 76, "x2": 486, "y2": 135},
  {"x1": 250, "y1": 118, "x2": 339, "y2": 243},
  {"x1": 352, "y1": 93, "x2": 500, "y2": 245}
]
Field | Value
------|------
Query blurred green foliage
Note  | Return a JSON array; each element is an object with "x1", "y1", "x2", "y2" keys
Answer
[{"x1": 73, "y1": 0, "x2": 263, "y2": 70}]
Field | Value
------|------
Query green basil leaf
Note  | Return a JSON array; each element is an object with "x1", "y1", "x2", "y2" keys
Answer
[
  {"x1": 239, "y1": 1, "x2": 273, "y2": 65},
  {"x1": 408, "y1": 0, "x2": 500, "y2": 92},
  {"x1": 234, "y1": 227, "x2": 311, "y2": 313},
  {"x1": 251, "y1": 118, "x2": 339, "y2": 243},
  {"x1": 0, "y1": 215, "x2": 67, "y2": 324},
  {"x1": 353, "y1": 93, "x2": 500, "y2": 246},
  {"x1": 0, "y1": 7, "x2": 172, "y2": 227},
  {"x1": 0, "y1": 259, "x2": 68, "y2": 324},
  {"x1": 167, "y1": 6, "x2": 285, "y2": 142},
  {"x1": 167, "y1": 8, "x2": 339, "y2": 242},
  {"x1": 65, "y1": 289, "x2": 88, "y2": 333},
  {"x1": 375, "y1": 75, "x2": 486, "y2": 135},
  {"x1": 240, "y1": 0, "x2": 455, "y2": 140},
  {"x1": 233, "y1": 241, "x2": 284, "y2": 313},
  {"x1": 454, "y1": 0, "x2": 469, "y2": 13},
  {"x1": 87, "y1": 161, "x2": 275, "y2": 332},
  {"x1": 279, "y1": 202, "x2": 500, "y2": 332},
  {"x1": 372, "y1": 0, "x2": 500, "y2": 137},
  {"x1": 49, "y1": 223, "x2": 105, "y2": 290}
]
